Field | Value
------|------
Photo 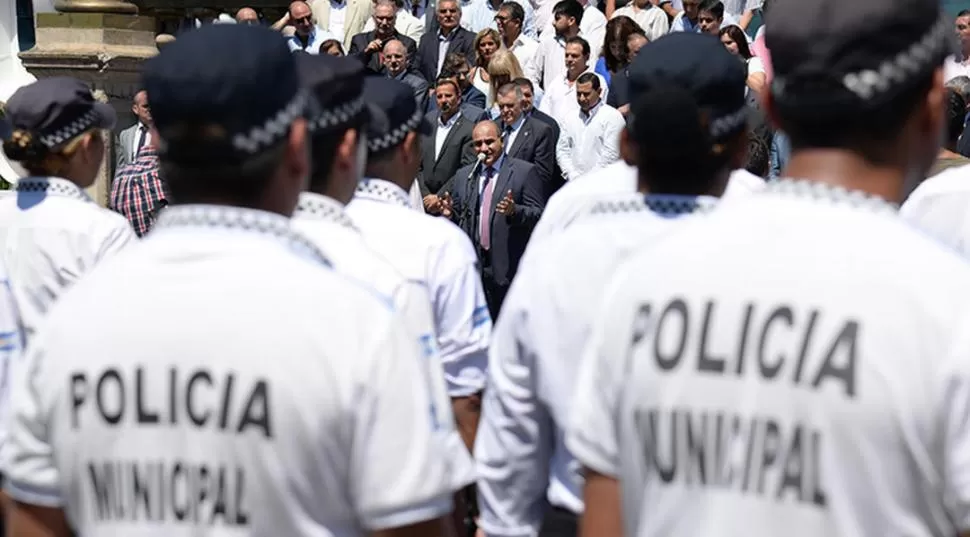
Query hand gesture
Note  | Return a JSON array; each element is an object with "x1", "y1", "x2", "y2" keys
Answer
[
  {"x1": 440, "y1": 192, "x2": 454, "y2": 218},
  {"x1": 423, "y1": 194, "x2": 441, "y2": 214},
  {"x1": 495, "y1": 190, "x2": 515, "y2": 216},
  {"x1": 366, "y1": 39, "x2": 383, "y2": 54}
]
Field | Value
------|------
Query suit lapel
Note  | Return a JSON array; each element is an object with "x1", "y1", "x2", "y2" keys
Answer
[
  {"x1": 507, "y1": 119, "x2": 531, "y2": 158},
  {"x1": 435, "y1": 115, "x2": 464, "y2": 165}
]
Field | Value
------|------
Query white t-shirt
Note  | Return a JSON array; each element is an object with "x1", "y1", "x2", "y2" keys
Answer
[
  {"x1": 346, "y1": 178, "x2": 491, "y2": 397},
  {"x1": 291, "y1": 192, "x2": 475, "y2": 489},
  {"x1": 476, "y1": 193, "x2": 717, "y2": 535},
  {"x1": 900, "y1": 164, "x2": 970, "y2": 256},
  {"x1": 0, "y1": 261, "x2": 24, "y2": 459},
  {"x1": 567, "y1": 180, "x2": 970, "y2": 537},
  {"x1": 0, "y1": 177, "x2": 136, "y2": 341},
  {"x1": 3, "y1": 205, "x2": 455, "y2": 537}
]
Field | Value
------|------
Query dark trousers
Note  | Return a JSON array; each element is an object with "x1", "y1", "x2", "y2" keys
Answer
[
  {"x1": 538, "y1": 506, "x2": 578, "y2": 537},
  {"x1": 480, "y1": 264, "x2": 508, "y2": 320}
]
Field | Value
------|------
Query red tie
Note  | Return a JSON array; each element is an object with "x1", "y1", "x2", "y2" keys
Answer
[{"x1": 479, "y1": 166, "x2": 496, "y2": 250}]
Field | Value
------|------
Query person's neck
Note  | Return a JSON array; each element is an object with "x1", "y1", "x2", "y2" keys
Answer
[
  {"x1": 637, "y1": 169, "x2": 730, "y2": 197},
  {"x1": 939, "y1": 146, "x2": 963, "y2": 160},
  {"x1": 440, "y1": 107, "x2": 458, "y2": 123},
  {"x1": 389, "y1": 69, "x2": 405, "y2": 78},
  {"x1": 566, "y1": 67, "x2": 583, "y2": 82},
  {"x1": 783, "y1": 149, "x2": 909, "y2": 203},
  {"x1": 316, "y1": 184, "x2": 354, "y2": 205},
  {"x1": 365, "y1": 165, "x2": 411, "y2": 191},
  {"x1": 503, "y1": 30, "x2": 520, "y2": 48},
  {"x1": 563, "y1": 26, "x2": 579, "y2": 39},
  {"x1": 297, "y1": 31, "x2": 311, "y2": 45},
  {"x1": 440, "y1": 25, "x2": 455, "y2": 37},
  {"x1": 962, "y1": 45, "x2": 970, "y2": 61}
]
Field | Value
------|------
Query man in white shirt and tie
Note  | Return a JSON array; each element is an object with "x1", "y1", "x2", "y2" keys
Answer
[
  {"x1": 556, "y1": 72, "x2": 624, "y2": 181},
  {"x1": 114, "y1": 89, "x2": 152, "y2": 171}
]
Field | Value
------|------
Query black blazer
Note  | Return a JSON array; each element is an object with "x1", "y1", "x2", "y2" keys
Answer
[
  {"x1": 499, "y1": 116, "x2": 557, "y2": 200},
  {"x1": 416, "y1": 27, "x2": 476, "y2": 83},
  {"x1": 348, "y1": 31, "x2": 418, "y2": 74},
  {"x1": 418, "y1": 111, "x2": 477, "y2": 196},
  {"x1": 450, "y1": 156, "x2": 544, "y2": 288},
  {"x1": 529, "y1": 108, "x2": 560, "y2": 142}
]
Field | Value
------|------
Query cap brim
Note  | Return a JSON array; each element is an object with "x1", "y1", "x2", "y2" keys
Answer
[{"x1": 92, "y1": 102, "x2": 117, "y2": 131}]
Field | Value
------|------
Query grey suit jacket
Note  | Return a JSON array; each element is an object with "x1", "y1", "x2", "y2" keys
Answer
[
  {"x1": 500, "y1": 115, "x2": 557, "y2": 200},
  {"x1": 418, "y1": 111, "x2": 476, "y2": 196},
  {"x1": 114, "y1": 124, "x2": 141, "y2": 172}
]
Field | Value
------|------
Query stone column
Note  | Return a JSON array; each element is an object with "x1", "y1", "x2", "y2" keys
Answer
[{"x1": 19, "y1": 2, "x2": 157, "y2": 207}]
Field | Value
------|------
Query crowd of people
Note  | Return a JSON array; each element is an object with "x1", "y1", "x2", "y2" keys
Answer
[{"x1": 1, "y1": 0, "x2": 970, "y2": 534}]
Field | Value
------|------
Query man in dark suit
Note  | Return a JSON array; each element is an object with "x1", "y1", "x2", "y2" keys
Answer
[
  {"x1": 443, "y1": 120, "x2": 544, "y2": 317},
  {"x1": 494, "y1": 82, "x2": 558, "y2": 201},
  {"x1": 429, "y1": 64, "x2": 489, "y2": 118},
  {"x1": 348, "y1": 0, "x2": 417, "y2": 74},
  {"x1": 514, "y1": 77, "x2": 559, "y2": 141},
  {"x1": 419, "y1": 78, "x2": 477, "y2": 214},
  {"x1": 416, "y1": 0, "x2": 476, "y2": 83}
]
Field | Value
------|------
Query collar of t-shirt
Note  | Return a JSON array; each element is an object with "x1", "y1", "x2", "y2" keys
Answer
[
  {"x1": 356, "y1": 178, "x2": 414, "y2": 208},
  {"x1": 295, "y1": 192, "x2": 359, "y2": 231}
]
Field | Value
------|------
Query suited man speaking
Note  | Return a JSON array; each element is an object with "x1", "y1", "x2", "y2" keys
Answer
[
  {"x1": 445, "y1": 120, "x2": 544, "y2": 317},
  {"x1": 115, "y1": 90, "x2": 152, "y2": 172},
  {"x1": 419, "y1": 77, "x2": 476, "y2": 212}
]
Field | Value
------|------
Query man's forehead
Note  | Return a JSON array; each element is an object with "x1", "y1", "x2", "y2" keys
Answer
[
  {"x1": 375, "y1": 5, "x2": 395, "y2": 14},
  {"x1": 290, "y1": 2, "x2": 310, "y2": 14}
]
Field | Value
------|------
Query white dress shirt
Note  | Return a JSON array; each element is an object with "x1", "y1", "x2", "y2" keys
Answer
[
  {"x1": 900, "y1": 163, "x2": 970, "y2": 257},
  {"x1": 292, "y1": 192, "x2": 475, "y2": 489},
  {"x1": 329, "y1": 0, "x2": 348, "y2": 42},
  {"x1": 346, "y1": 178, "x2": 491, "y2": 396},
  {"x1": 476, "y1": 192, "x2": 717, "y2": 536},
  {"x1": 363, "y1": 8, "x2": 425, "y2": 41},
  {"x1": 2, "y1": 204, "x2": 455, "y2": 537},
  {"x1": 540, "y1": 5, "x2": 605, "y2": 57},
  {"x1": 556, "y1": 101, "x2": 625, "y2": 181},
  {"x1": 538, "y1": 69, "x2": 608, "y2": 125},
  {"x1": 130, "y1": 123, "x2": 152, "y2": 157},
  {"x1": 526, "y1": 162, "x2": 764, "y2": 246},
  {"x1": 435, "y1": 111, "x2": 462, "y2": 160},
  {"x1": 533, "y1": 31, "x2": 602, "y2": 92},
  {"x1": 567, "y1": 180, "x2": 970, "y2": 537},
  {"x1": 611, "y1": 4, "x2": 668, "y2": 41},
  {"x1": 0, "y1": 177, "x2": 135, "y2": 341},
  {"x1": 0, "y1": 261, "x2": 24, "y2": 461},
  {"x1": 508, "y1": 33, "x2": 541, "y2": 84},
  {"x1": 287, "y1": 26, "x2": 338, "y2": 53}
]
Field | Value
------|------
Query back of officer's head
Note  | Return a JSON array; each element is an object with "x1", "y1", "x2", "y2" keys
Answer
[
  {"x1": 765, "y1": 0, "x2": 949, "y2": 175},
  {"x1": 625, "y1": 33, "x2": 748, "y2": 196},
  {"x1": 362, "y1": 78, "x2": 433, "y2": 184},
  {"x1": 142, "y1": 24, "x2": 309, "y2": 215},
  {"x1": 295, "y1": 53, "x2": 368, "y2": 202}
]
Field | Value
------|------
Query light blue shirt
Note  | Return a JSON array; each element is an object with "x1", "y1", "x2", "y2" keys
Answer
[{"x1": 287, "y1": 26, "x2": 337, "y2": 54}]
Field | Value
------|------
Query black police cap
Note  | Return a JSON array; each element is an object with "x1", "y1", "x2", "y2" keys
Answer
[
  {"x1": 627, "y1": 32, "x2": 748, "y2": 140},
  {"x1": 3, "y1": 77, "x2": 116, "y2": 150},
  {"x1": 767, "y1": 0, "x2": 950, "y2": 117},
  {"x1": 295, "y1": 54, "x2": 368, "y2": 134},
  {"x1": 142, "y1": 24, "x2": 307, "y2": 166},
  {"x1": 362, "y1": 76, "x2": 433, "y2": 155}
]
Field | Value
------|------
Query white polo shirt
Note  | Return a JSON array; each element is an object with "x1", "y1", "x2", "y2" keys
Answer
[
  {"x1": 346, "y1": 178, "x2": 491, "y2": 397},
  {"x1": 0, "y1": 177, "x2": 135, "y2": 341},
  {"x1": 3, "y1": 204, "x2": 455, "y2": 537},
  {"x1": 568, "y1": 180, "x2": 970, "y2": 537},
  {"x1": 292, "y1": 192, "x2": 475, "y2": 488},
  {"x1": 476, "y1": 193, "x2": 717, "y2": 536}
]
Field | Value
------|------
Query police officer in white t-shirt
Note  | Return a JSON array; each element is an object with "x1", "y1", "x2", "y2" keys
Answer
[
  {"x1": 475, "y1": 32, "x2": 749, "y2": 537},
  {"x1": 568, "y1": 1, "x2": 970, "y2": 536},
  {"x1": 0, "y1": 78, "x2": 136, "y2": 340},
  {"x1": 291, "y1": 53, "x2": 476, "y2": 495},
  {"x1": 3, "y1": 24, "x2": 456, "y2": 537}
]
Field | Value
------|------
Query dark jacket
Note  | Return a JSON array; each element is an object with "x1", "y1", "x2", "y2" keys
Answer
[
  {"x1": 416, "y1": 26, "x2": 476, "y2": 83},
  {"x1": 348, "y1": 31, "x2": 418, "y2": 74},
  {"x1": 419, "y1": 111, "x2": 477, "y2": 196}
]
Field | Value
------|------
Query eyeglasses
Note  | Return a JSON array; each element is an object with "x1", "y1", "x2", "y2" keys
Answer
[{"x1": 293, "y1": 15, "x2": 312, "y2": 24}]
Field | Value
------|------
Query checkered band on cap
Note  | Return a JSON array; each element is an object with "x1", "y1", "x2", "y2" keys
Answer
[
  {"x1": 773, "y1": 16, "x2": 949, "y2": 103},
  {"x1": 38, "y1": 109, "x2": 99, "y2": 149},
  {"x1": 368, "y1": 109, "x2": 422, "y2": 153},
  {"x1": 231, "y1": 90, "x2": 308, "y2": 154},
  {"x1": 155, "y1": 204, "x2": 333, "y2": 267},
  {"x1": 308, "y1": 95, "x2": 365, "y2": 133}
]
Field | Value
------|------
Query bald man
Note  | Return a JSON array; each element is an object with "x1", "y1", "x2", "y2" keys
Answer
[
  {"x1": 444, "y1": 121, "x2": 545, "y2": 317},
  {"x1": 235, "y1": 7, "x2": 260, "y2": 24},
  {"x1": 286, "y1": 0, "x2": 337, "y2": 53},
  {"x1": 383, "y1": 39, "x2": 429, "y2": 111}
]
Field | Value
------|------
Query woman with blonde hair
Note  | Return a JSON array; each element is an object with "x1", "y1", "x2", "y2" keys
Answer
[
  {"x1": 486, "y1": 49, "x2": 543, "y2": 119},
  {"x1": 0, "y1": 77, "x2": 135, "y2": 340},
  {"x1": 470, "y1": 28, "x2": 501, "y2": 107}
]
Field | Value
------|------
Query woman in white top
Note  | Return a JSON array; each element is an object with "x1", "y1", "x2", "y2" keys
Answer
[
  {"x1": 471, "y1": 28, "x2": 501, "y2": 107},
  {"x1": 720, "y1": 24, "x2": 766, "y2": 95},
  {"x1": 0, "y1": 77, "x2": 135, "y2": 340}
]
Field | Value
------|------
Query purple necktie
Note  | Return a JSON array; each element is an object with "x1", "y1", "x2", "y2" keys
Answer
[{"x1": 479, "y1": 166, "x2": 496, "y2": 250}]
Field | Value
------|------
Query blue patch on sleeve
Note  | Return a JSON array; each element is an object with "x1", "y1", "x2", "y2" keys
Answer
[{"x1": 472, "y1": 305, "x2": 490, "y2": 328}]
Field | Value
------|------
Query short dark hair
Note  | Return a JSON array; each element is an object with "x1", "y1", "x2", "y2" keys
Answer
[
  {"x1": 308, "y1": 114, "x2": 367, "y2": 192},
  {"x1": 442, "y1": 52, "x2": 471, "y2": 73},
  {"x1": 699, "y1": 0, "x2": 724, "y2": 18},
  {"x1": 498, "y1": 1, "x2": 524, "y2": 23},
  {"x1": 564, "y1": 35, "x2": 590, "y2": 57},
  {"x1": 945, "y1": 88, "x2": 967, "y2": 147},
  {"x1": 435, "y1": 76, "x2": 461, "y2": 94},
  {"x1": 513, "y1": 77, "x2": 534, "y2": 92},
  {"x1": 959, "y1": 9, "x2": 970, "y2": 17},
  {"x1": 553, "y1": 0, "x2": 584, "y2": 26},
  {"x1": 162, "y1": 142, "x2": 287, "y2": 206},
  {"x1": 577, "y1": 72, "x2": 600, "y2": 90}
]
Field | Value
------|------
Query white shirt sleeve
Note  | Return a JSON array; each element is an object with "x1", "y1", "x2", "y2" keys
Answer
[
  {"x1": 747, "y1": 55, "x2": 766, "y2": 75},
  {"x1": 594, "y1": 111, "x2": 625, "y2": 171},
  {"x1": 556, "y1": 121, "x2": 581, "y2": 182},
  {"x1": 0, "y1": 277, "x2": 23, "y2": 465},
  {"x1": 3, "y1": 328, "x2": 62, "y2": 507},
  {"x1": 475, "y1": 270, "x2": 553, "y2": 537},
  {"x1": 565, "y1": 284, "x2": 636, "y2": 478},
  {"x1": 938, "y1": 309, "x2": 970, "y2": 531},
  {"x1": 94, "y1": 213, "x2": 138, "y2": 260},
  {"x1": 351, "y1": 308, "x2": 456, "y2": 530},
  {"x1": 432, "y1": 231, "x2": 491, "y2": 397}
]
